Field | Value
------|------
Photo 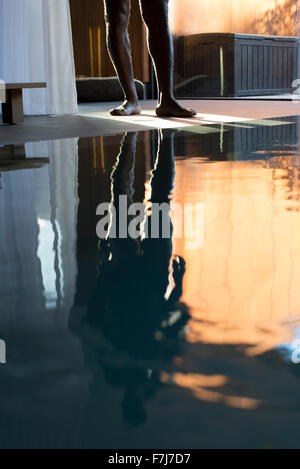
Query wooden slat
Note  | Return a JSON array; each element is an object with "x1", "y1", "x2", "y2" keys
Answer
[
  {"x1": 5, "y1": 83, "x2": 46, "y2": 89},
  {"x1": 69, "y1": 0, "x2": 150, "y2": 82}
]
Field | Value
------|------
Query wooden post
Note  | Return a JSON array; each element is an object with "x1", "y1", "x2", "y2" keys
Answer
[{"x1": 2, "y1": 89, "x2": 24, "y2": 124}]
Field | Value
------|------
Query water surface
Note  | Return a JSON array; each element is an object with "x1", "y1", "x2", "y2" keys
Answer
[{"x1": 1, "y1": 118, "x2": 300, "y2": 449}]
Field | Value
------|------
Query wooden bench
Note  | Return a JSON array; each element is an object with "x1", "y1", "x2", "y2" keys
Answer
[
  {"x1": 1, "y1": 82, "x2": 47, "y2": 125},
  {"x1": 0, "y1": 144, "x2": 49, "y2": 171}
]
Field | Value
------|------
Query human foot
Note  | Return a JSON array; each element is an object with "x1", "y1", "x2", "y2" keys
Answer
[
  {"x1": 173, "y1": 256, "x2": 186, "y2": 282},
  {"x1": 110, "y1": 100, "x2": 142, "y2": 116},
  {"x1": 156, "y1": 99, "x2": 197, "y2": 118}
]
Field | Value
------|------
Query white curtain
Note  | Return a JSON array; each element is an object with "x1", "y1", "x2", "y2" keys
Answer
[{"x1": 0, "y1": 0, "x2": 77, "y2": 115}]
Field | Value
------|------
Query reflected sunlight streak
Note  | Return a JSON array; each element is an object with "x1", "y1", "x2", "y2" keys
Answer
[{"x1": 161, "y1": 372, "x2": 262, "y2": 410}]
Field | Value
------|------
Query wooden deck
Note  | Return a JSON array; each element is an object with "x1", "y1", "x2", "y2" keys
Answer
[{"x1": 1, "y1": 99, "x2": 300, "y2": 145}]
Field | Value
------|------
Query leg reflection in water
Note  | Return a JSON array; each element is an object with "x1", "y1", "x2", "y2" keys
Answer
[{"x1": 83, "y1": 130, "x2": 190, "y2": 427}]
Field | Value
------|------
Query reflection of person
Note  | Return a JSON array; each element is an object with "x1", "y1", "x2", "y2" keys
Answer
[
  {"x1": 83, "y1": 129, "x2": 190, "y2": 426},
  {"x1": 104, "y1": 0, "x2": 197, "y2": 118}
]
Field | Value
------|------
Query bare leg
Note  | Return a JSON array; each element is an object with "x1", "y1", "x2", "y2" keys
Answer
[
  {"x1": 104, "y1": 0, "x2": 141, "y2": 116},
  {"x1": 139, "y1": 0, "x2": 196, "y2": 118}
]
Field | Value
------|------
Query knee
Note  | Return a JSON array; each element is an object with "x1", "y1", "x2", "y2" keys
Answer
[
  {"x1": 141, "y1": 2, "x2": 169, "y2": 33},
  {"x1": 144, "y1": 17, "x2": 169, "y2": 37},
  {"x1": 105, "y1": 13, "x2": 129, "y2": 35}
]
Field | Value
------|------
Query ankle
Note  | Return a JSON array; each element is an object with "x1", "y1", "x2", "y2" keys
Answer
[
  {"x1": 158, "y1": 94, "x2": 176, "y2": 106},
  {"x1": 125, "y1": 96, "x2": 139, "y2": 104}
]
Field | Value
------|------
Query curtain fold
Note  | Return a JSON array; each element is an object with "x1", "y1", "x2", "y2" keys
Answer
[
  {"x1": 42, "y1": 0, "x2": 78, "y2": 115},
  {"x1": 0, "y1": 0, "x2": 77, "y2": 115}
]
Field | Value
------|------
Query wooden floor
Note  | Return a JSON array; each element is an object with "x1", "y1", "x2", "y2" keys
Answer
[
  {"x1": 182, "y1": 99, "x2": 300, "y2": 120},
  {"x1": 148, "y1": 99, "x2": 300, "y2": 120},
  {"x1": 1, "y1": 99, "x2": 300, "y2": 145}
]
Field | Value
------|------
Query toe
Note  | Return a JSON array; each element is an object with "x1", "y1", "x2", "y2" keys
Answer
[
  {"x1": 187, "y1": 109, "x2": 197, "y2": 117},
  {"x1": 110, "y1": 109, "x2": 120, "y2": 116},
  {"x1": 110, "y1": 108, "x2": 127, "y2": 116}
]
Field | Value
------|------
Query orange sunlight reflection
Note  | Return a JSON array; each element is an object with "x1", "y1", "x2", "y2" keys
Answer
[
  {"x1": 172, "y1": 155, "x2": 300, "y2": 355},
  {"x1": 161, "y1": 372, "x2": 262, "y2": 410}
]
